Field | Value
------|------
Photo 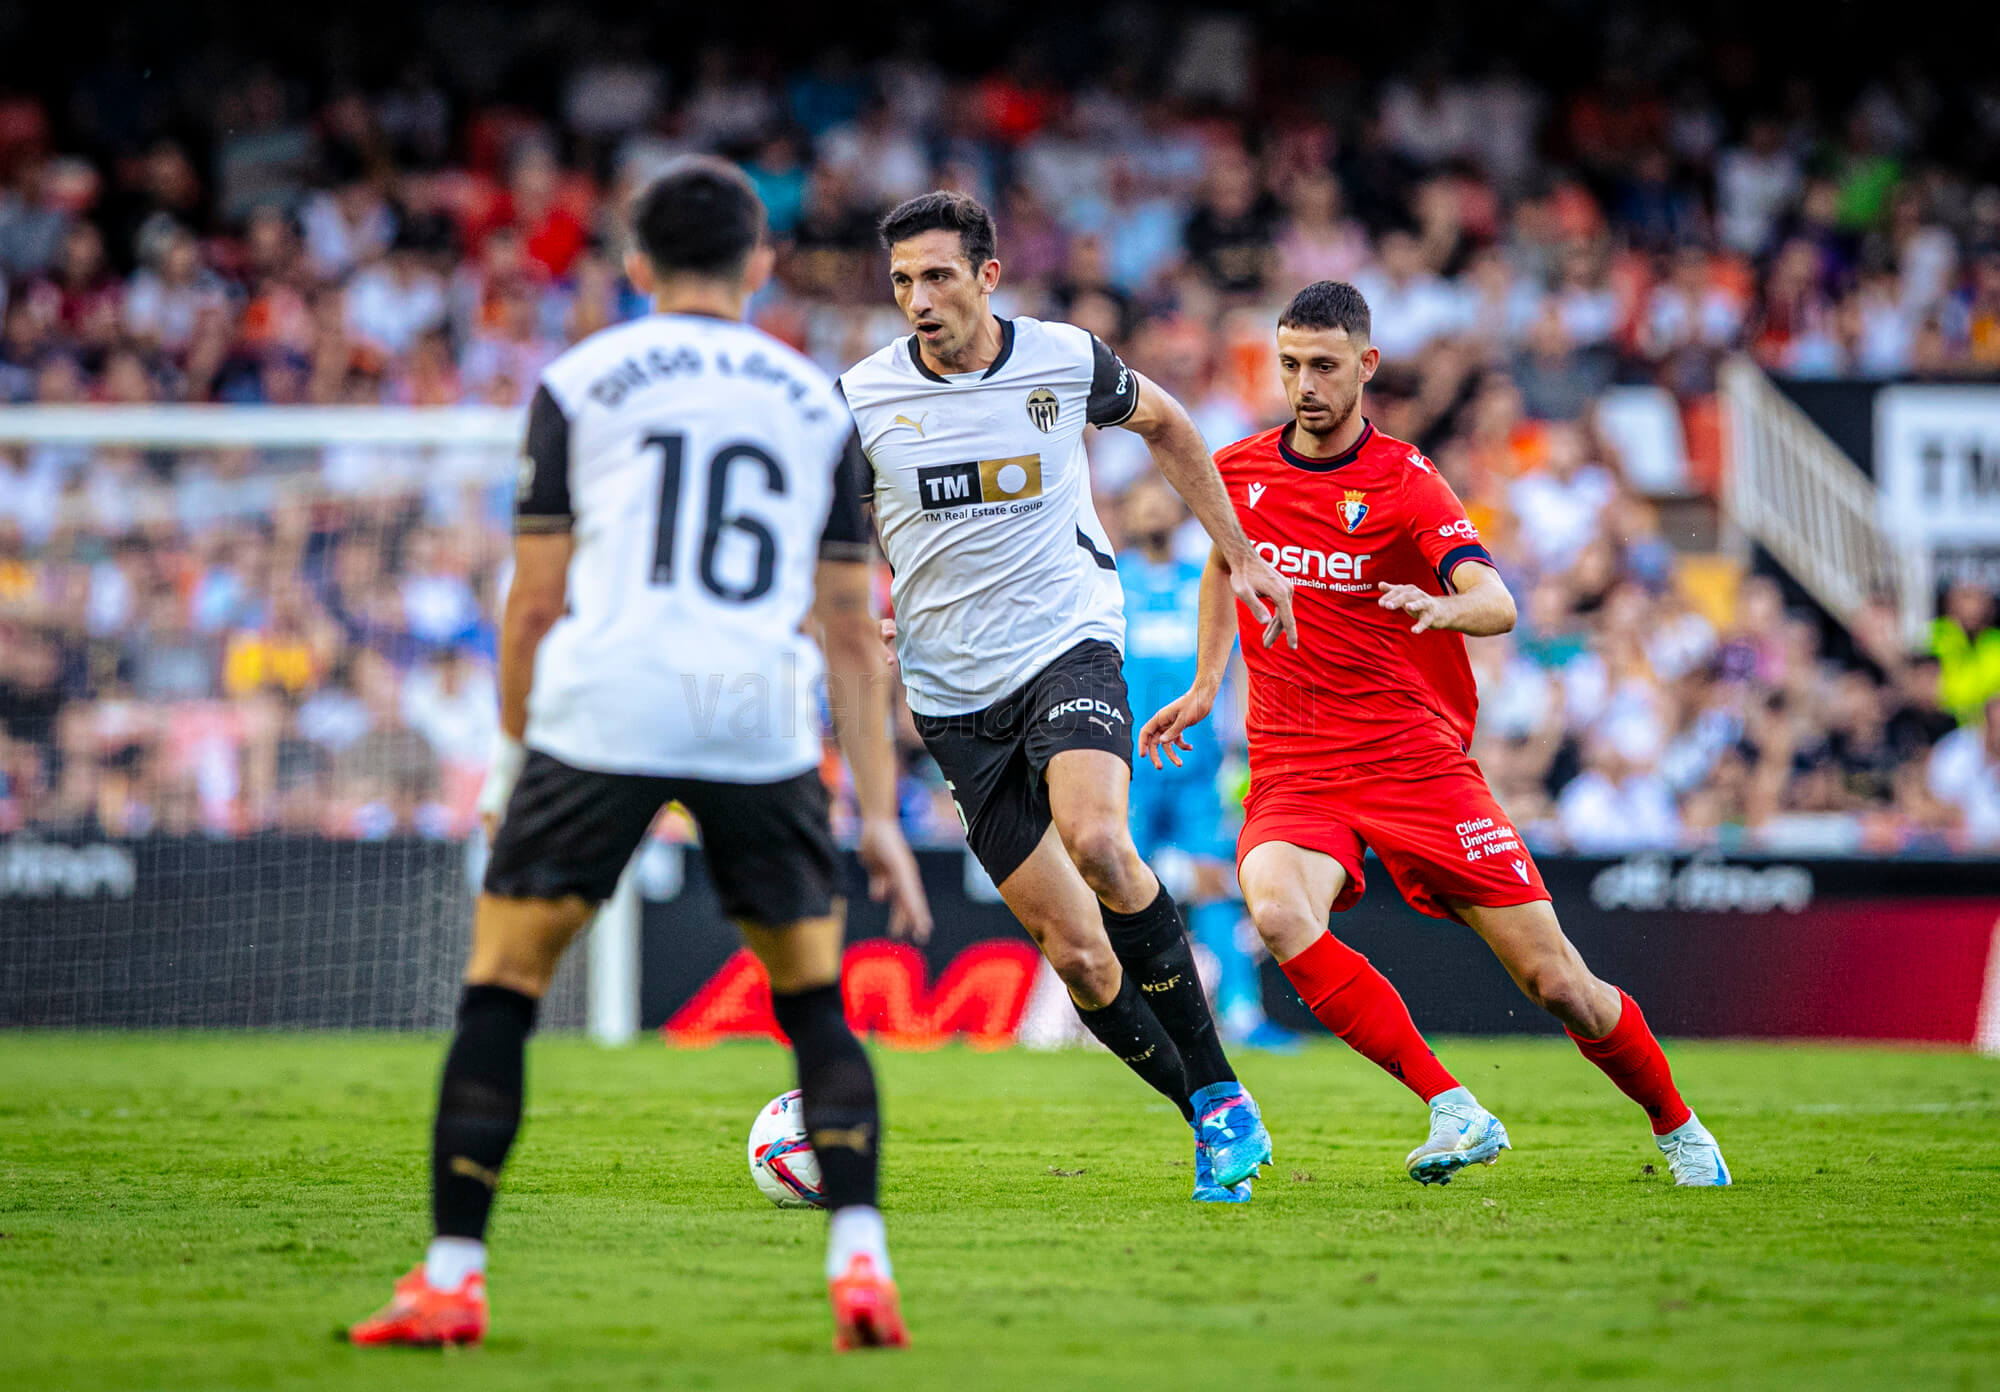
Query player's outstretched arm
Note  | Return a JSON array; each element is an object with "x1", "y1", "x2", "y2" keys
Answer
[
  {"x1": 1119, "y1": 371, "x2": 1297, "y2": 650},
  {"x1": 1139, "y1": 546, "x2": 1239, "y2": 771},
  {"x1": 477, "y1": 531, "x2": 571, "y2": 839},
  {"x1": 815, "y1": 558, "x2": 933, "y2": 943},
  {"x1": 1375, "y1": 560, "x2": 1517, "y2": 637}
]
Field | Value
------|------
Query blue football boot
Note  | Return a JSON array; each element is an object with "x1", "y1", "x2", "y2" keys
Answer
[
  {"x1": 1191, "y1": 1132, "x2": 1252, "y2": 1203},
  {"x1": 1192, "y1": 1081, "x2": 1272, "y2": 1189}
]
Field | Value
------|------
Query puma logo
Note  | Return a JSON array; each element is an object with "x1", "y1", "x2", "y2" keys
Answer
[
  {"x1": 1088, "y1": 715, "x2": 1115, "y2": 735},
  {"x1": 449, "y1": 1156, "x2": 501, "y2": 1190},
  {"x1": 892, "y1": 413, "x2": 929, "y2": 437},
  {"x1": 1140, "y1": 975, "x2": 1181, "y2": 994},
  {"x1": 1247, "y1": 482, "x2": 1266, "y2": 507},
  {"x1": 811, "y1": 1122, "x2": 876, "y2": 1153}
]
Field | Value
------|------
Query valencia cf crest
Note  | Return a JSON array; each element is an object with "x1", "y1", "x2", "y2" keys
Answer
[
  {"x1": 1338, "y1": 489, "x2": 1369, "y2": 532},
  {"x1": 1026, "y1": 387, "x2": 1060, "y2": 433}
]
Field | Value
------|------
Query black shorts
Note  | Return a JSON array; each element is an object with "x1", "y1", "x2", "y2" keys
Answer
[
  {"x1": 483, "y1": 750, "x2": 838, "y2": 925},
  {"x1": 913, "y1": 639, "x2": 1133, "y2": 885}
]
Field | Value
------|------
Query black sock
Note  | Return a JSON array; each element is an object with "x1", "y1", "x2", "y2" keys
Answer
[
  {"x1": 771, "y1": 983, "x2": 880, "y2": 1210},
  {"x1": 1101, "y1": 884, "x2": 1237, "y2": 1093},
  {"x1": 432, "y1": 984, "x2": 538, "y2": 1241},
  {"x1": 1074, "y1": 969, "x2": 1195, "y2": 1122}
]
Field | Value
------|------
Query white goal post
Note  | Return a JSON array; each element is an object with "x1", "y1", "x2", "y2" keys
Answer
[{"x1": 0, "y1": 404, "x2": 641, "y2": 1041}]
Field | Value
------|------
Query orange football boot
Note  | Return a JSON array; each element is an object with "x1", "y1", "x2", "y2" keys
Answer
[
  {"x1": 346, "y1": 1266, "x2": 488, "y2": 1347},
  {"x1": 828, "y1": 1253, "x2": 908, "y2": 1352}
]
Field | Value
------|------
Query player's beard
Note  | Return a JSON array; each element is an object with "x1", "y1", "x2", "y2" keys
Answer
[
  {"x1": 1320, "y1": 374, "x2": 1362, "y2": 438},
  {"x1": 1296, "y1": 374, "x2": 1362, "y2": 447}
]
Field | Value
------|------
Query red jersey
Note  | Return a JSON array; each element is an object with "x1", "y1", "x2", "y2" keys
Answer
[{"x1": 1214, "y1": 420, "x2": 1494, "y2": 777}]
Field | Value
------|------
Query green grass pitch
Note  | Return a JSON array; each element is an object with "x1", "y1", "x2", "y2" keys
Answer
[{"x1": 3, "y1": 1033, "x2": 1997, "y2": 1391}]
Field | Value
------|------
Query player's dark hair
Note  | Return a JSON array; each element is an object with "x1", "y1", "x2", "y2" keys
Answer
[
  {"x1": 877, "y1": 190, "x2": 998, "y2": 267},
  {"x1": 630, "y1": 156, "x2": 767, "y2": 278},
  {"x1": 1277, "y1": 280, "x2": 1372, "y2": 344}
]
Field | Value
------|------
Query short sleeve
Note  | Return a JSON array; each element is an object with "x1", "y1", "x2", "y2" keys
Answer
[
  {"x1": 818, "y1": 429, "x2": 874, "y2": 561},
  {"x1": 514, "y1": 384, "x2": 572, "y2": 534},
  {"x1": 1404, "y1": 462, "x2": 1494, "y2": 592},
  {"x1": 1086, "y1": 333, "x2": 1139, "y2": 427}
]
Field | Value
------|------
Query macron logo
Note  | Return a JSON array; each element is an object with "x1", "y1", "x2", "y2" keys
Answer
[
  {"x1": 1512, "y1": 859, "x2": 1530, "y2": 884},
  {"x1": 1247, "y1": 482, "x2": 1266, "y2": 508}
]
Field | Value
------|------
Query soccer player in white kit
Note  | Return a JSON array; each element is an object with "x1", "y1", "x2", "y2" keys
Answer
[
  {"x1": 840, "y1": 192, "x2": 1296, "y2": 1201},
  {"x1": 349, "y1": 159, "x2": 929, "y2": 1353}
]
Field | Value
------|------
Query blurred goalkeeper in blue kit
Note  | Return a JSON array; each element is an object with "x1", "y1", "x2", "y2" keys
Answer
[{"x1": 1117, "y1": 478, "x2": 1299, "y2": 1051}]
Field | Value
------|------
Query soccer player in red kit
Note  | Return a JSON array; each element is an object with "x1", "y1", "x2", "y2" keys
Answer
[{"x1": 1140, "y1": 281, "x2": 1730, "y2": 1186}]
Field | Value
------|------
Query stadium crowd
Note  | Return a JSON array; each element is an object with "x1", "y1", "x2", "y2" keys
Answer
[{"x1": 3, "y1": 7, "x2": 2000, "y2": 852}]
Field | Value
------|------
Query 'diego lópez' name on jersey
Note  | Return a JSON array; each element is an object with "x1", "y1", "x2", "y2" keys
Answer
[{"x1": 582, "y1": 339, "x2": 833, "y2": 424}]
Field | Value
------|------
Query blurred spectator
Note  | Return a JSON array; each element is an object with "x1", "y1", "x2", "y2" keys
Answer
[
  {"x1": 1380, "y1": 63, "x2": 1478, "y2": 169},
  {"x1": 0, "y1": 157, "x2": 68, "y2": 282},
  {"x1": 487, "y1": 145, "x2": 589, "y2": 281},
  {"x1": 1511, "y1": 306, "x2": 1613, "y2": 422},
  {"x1": 1274, "y1": 171, "x2": 1371, "y2": 288},
  {"x1": 1182, "y1": 150, "x2": 1276, "y2": 297},
  {"x1": 1557, "y1": 740, "x2": 1683, "y2": 851},
  {"x1": 124, "y1": 219, "x2": 231, "y2": 358},
  {"x1": 744, "y1": 134, "x2": 809, "y2": 238},
  {"x1": 1353, "y1": 228, "x2": 1461, "y2": 359},
  {"x1": 1931, "y1": 583, "x2": 2000, "y2": 724},
  {"x1": 300, "y1": 166, "x2": 395, "y2": 283},
  {"x1": 1716, "y1": 117, "x2": 1800, "y2": 258},
  {"x1": 347, "y1": 228, "x2": 448, "y2": 357},
  {"x1": 1927, "y1": 698, "x2": 2000, "y2": 845},
  {"x1": 1507, "y1": 424, "x2": 1614, "y2": 572},
  {"x1": 1945, "y1": 244, "x2": 2000, "y2": 368}
]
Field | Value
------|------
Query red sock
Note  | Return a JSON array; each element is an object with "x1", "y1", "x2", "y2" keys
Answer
[
  {"x1": 1279, "y1": 933, "x2": 1459, "y2": 1102},
  {"x1": 1568, "y1": 990, "x2": 1692, "y2": 1135}
]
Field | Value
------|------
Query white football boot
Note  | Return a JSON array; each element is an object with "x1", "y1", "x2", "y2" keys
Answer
[
  {"x1": 1405, "y1": 1086, "x2": 1511, "y2": 1185},
  {"x1": 1654, "y1": 1114, "x2": 1732, "y2": 1186}
]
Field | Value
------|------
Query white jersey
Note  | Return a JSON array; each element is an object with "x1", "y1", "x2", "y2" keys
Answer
[
  {"x1": 517, "y1": 312, "x2": 869, "y2": 781},
  {"x1": 839, "y1": 315, "x2": 1138, "y2": 715}
]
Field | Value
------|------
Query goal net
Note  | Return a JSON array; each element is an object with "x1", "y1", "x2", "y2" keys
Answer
[{"x1": 0, "y1": 406, "x2": 590, "y2": 1032}]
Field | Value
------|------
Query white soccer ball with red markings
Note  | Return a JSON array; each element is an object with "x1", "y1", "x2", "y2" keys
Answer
[{"x1": 747, "y1": 1089, "x2": 825, "y2": 1209}]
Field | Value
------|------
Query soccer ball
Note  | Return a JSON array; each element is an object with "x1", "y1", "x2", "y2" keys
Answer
[{"x1": 747, "y1": 1089, "x2": 825, "y2": 1208}]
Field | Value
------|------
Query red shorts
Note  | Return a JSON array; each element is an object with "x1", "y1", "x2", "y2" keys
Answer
[{"x1": 1237, "y1": 746, "x2": 1550, "y2": 922}]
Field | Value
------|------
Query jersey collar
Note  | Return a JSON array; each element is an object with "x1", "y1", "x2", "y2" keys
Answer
[
  {"x1": 1277, "y1": 418, "x2": 1374, "y2": 472},
  {"x1": 907, "y1": 316, "x2": 1015, "y2": 384}
]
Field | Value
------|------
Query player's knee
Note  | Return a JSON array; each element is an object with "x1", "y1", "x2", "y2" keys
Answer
[
  {"x1": 1044, "y1": 933, "x2": 1119, "y2": 1004},
  {"x1": 1521, "y1": 960, "x2": 1590, "y2": 1019},
  {"x1": 465, "y1": 964, "x2": 553, "y2": 998},
  {"x1": 1248, "y1": 898, "x2": 1319, "y2": 959},
  {"x1": 1063, "y1": 820, "x2": 1141, "y2": 897},
  {"x1": 464, "y1": 944, "x2": 558, "y2": 998}
]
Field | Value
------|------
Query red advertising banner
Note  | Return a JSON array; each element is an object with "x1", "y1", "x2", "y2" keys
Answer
[
  {"x1": 665, "y1": 940, "x2": 1043, "y2": 1049},
  {"x1": 644, "y1": 852, "x2": 2000, "y2": 1050}
]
